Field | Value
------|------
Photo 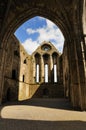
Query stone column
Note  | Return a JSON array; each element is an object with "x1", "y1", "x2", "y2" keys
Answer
[
  {"x1": 81, "y1": 41, "x2": 86, "y2": 81},
  {"x1": 50, "y1": 55, "x2": 53, "y2": 71},
  {"x1": 80, "y1": 0, "x2": 86, "y2": 110},
  {"x1": 0, "y1": 48, "x2": 6, "y2": 104},
  {"x1": 67, "y1": 39, "x2": 81, "y2": 109},
  {"x1": 83, "y1": 0, "x2": 86, "y2": 34},
  {"x1": 50, "y1": 55, "x2": 53, "y2": 82},
  {"x1": 75, "y1": 40, "x2": 86, "y2": 110},
  {"x1": 33, "y1": 56, "x2": 35, "y2": 83},
  {"x1": 67, "y1": 36, "x2": 86, "y2": 110},
  {"x1": 41, "y1": 55, "x2": 44, "y2": 82},
  {"x1": 82, "y1": 0, "x2": 86, "y2": 61}
]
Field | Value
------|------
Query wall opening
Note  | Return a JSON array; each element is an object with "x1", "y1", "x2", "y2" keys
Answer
[
  {"x1": 24, "y1": 59, "x2": 27, "y2": 64},
  {"x1": 43, "y1": 88, "x2": 49, "y2": 97},
  {"x1": 36, "y1": 64, "x2": 39, "y2": 83},
  {"x1": 45, "y1": 64, "x2": 48, "y2": 83},
  {"x1": 54, "y1": 64, "x2": 57, "y2": 83},
  {"x1": 14, "y1": 16, "x2": 64, "y2": 55},
  {"x1": 7, "y1": 88, "x2": 11, "y2": 101},
  {"x1": 12, "y1": 69, "x2": 16, "y2": 79},
  {"x1": 23, "y1": 75, "x2": 25, "y2": 82},
  {"x1": 9, "y1": 15, "x2": 65, "y2": 100}
]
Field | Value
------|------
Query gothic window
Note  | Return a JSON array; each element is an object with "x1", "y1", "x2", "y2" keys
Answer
[
  {"x1": 45, "y1": 64, "x2": 48, "y2": 83},
  {"x1": 24, "y1": 59, "x2": 26, "y2": 64},
  {"x1": 52, "y1": 52, "x2": 58, "y2": 83},
  {"x1": 54, "y1": 64, "x2": 57, "y2": 83},
  {"x1": 14, "y1": 50, "x2": 19, "y2": 57},
  {"x1": 12, "y1": 69, "x2": 16, "y2": 79},
  {"x1": 36, "y1": 64, "x2": 39, "y2": 83},
  {"x1": 35, "y1": 53, "x2": 40, "y2": 83},
  {"x1": 23, "y1": 75, "x2": 25, "y2": 82},
  {"x1": 41, "y1": 44, "x2": 51, "y2": 51}
]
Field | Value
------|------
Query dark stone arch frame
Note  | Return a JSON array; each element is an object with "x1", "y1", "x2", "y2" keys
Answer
[{"x1": 0, "y1": 4, "x2": 85, "y2": 110}]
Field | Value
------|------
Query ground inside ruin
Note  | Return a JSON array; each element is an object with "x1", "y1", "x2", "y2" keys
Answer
[{"x1": 0, "y1": 98, "x2": 86, "y2": 130}]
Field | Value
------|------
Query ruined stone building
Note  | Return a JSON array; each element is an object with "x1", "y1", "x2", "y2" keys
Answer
[
  {"x1": 0, "y1": 0, "x2": 86, "y2": 111},
  {"x1": 2, "y1": 35, "x2": 64, "y2": 102}
]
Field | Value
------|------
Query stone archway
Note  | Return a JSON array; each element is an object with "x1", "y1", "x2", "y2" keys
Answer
[{"x1": 0, "y1": 0, "x2": 85, "y2": 110}]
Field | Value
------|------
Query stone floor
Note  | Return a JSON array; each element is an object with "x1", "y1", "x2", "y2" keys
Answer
[{"x1": 0, "y1": 98, "x2": 86, "y2": 130}]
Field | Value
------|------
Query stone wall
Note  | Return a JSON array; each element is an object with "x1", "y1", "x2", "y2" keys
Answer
[
  {"x1": 62, "y1": 43, "x2": 70, "y2": 98},
  {"x1": 29, "y1": 83, "x2": 64, "y2": 98},
  {"x1": 18, "y1": 82, "x2": 29, "y2": 101},
  {"x1": 32, "y1": 41, "x2": 61, "y2": 84},
  {"x1": 2, "y1": 38, "x2": 64, "y2": 102},
  {"x1": 2, "y1": 35, "x2": 31, "y2": 102},
  {"x1": 2, "y1": 35, "x2": 20, "y2": 102}
]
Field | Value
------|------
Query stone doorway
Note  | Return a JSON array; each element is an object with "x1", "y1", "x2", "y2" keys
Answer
[
  {"x1": 6, "y1": 88, "x2": 11, "y2": 101},
  {"x1": 43, "y1": 88, "x2": 49, "y2": 98}
]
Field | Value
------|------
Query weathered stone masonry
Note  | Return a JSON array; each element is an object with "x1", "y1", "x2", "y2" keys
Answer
[{"x1": 0, "y1": 0, "x2": 85, "y2": 110}]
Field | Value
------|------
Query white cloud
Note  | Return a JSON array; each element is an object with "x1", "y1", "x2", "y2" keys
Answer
[
  {"x1": 27, "y1": 28, "x2": 36, "y2": 34},
  {"x1": 22, "y1": 18, "x2": 64, "y2": 54},
  {"x1": 46, "y1": 19, "x2": 55, "y2": 29},
  {"x1": 22, "y1": 39, "x2": 39, "y2": 54}
]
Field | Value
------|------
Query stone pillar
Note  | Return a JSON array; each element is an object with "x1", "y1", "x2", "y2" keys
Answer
[
  {"x1": 81, "y1": 41, "x2": 86, "y2": 85},
  {"x1": 79, "y1": 0, "x2": 86, "y2": 110},
  {"x1": 82, "y1": 0, "x2": 86, "y2": 61},
  {"x1": 83, "y1": 0, "x2": 86, "y2": 34},
  {"x1": 41, "y1": 55, "x2": 44, "y2": 82},
  {"x1": 67, "y1": 36, "x2": 86, "y2": 110},
  {"x1": 75, "y1": 40, "x2": 86, "y2": 110},
  {"x1": 82, "y1": 0, "x2": 86, "y2": 80},
  {"x1": 50, "y1": 55, "x2": 53, "y2": 82},
  {"x1": 48, "y1": 55, "x2": 51, "y2": 83},
  {"x1": 67, "y1": 40, "x2": 82, "y2": 109},
  {"x1": 0, "y1": 48, "x2": 6, "y2": 104},
  {"x1": 33, "y1": 57, "x2": 35, "y2": 83},
  {"x1": 50, "y1": 55, "x2": 53, "y2": 71},
  {"x1": 57, "y1": 56, "x2": 59, "y2": 82}
]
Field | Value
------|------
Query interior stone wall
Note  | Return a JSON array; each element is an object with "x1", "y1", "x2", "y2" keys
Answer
[
  {"x1": 2, "y1": 38, "x2": 64, "y2": 101},
  {"x1": 0, "y1": 0, "x2": 85, "y2": 110},
  {"x1": 2, "y1": 35, "x2": 20, "y2": 102},
  {"x1": 62, "y1": 43, "x2": 70, "y2": 98},
  {"x1": 2, "y1": 35, "x2": 31, "y2": 102}
]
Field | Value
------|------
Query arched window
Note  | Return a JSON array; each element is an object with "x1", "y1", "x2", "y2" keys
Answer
[
  {"x1": 24, "y1": 59, "x2": 26, "y2": 64},
  {"x1": 54, "y1": 64, "x2": 57, "y2": 83},
  {"x1": 44, "y1": 64, "x2": 48, "y2": 83},
  {"x1": 35, "y1": 53, "x2": 40, "y2": 83},
  {"x1": 22, "y1": 75, "x2": 25, "y2": 82},
  {"x1": 36, "y1": 64, "x2": 39, "y2": 83},
  {"x1": 43, "y1": 54, "x2": 49, "y2": 83},
  {"x1": 12, "y1": 69, "x2": 16, "y2": 79},
  {"x1": 52, "y1": 52, "x2": 58, "y2": 83}
]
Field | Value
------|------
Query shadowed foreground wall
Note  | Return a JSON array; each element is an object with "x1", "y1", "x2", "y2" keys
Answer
[{"x1": 0, "y1": 0, "x2": 85, "y2": 110}]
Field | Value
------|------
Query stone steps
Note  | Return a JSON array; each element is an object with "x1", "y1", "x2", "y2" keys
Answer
[{"x1": 31, "y1": 83, "x2": 64, "y2": 98}]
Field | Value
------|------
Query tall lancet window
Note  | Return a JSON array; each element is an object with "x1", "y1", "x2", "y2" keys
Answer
[
  {"x1": 36, "y1": 64, "x2": 39, "y2": 83},
  {"x1": 45, "y1": 64, "x2": 48, "y2": 83},
  {"x1": 54, "y1": 64, "x2": 57, "y2": 82},
  {"x1": 35, "y1": 53, "x2": 40, "y2": 83},
  {"x1": 52, "y1": 52, "x2": 58, "y2": 83},
  {"x1": 43, "y1": 54, "x2": 49, "y2": 83}
]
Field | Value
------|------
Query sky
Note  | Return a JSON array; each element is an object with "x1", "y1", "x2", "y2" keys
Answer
[{"x1": 14, "y1": 16, "x2": 64, "y2": 55}]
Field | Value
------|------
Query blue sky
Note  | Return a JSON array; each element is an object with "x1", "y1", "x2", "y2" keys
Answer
[{"x1": 14, "y1": 16, "x2": 64, "y2": 54}]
